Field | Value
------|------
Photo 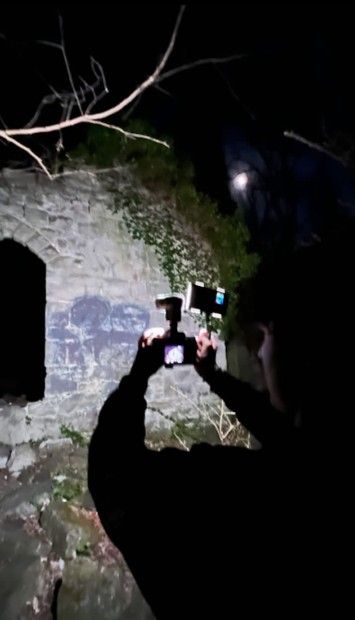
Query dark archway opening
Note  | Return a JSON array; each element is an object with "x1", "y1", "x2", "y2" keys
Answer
[{"x1": 0, "y1": 239, "x2": 46, "y2": 402}]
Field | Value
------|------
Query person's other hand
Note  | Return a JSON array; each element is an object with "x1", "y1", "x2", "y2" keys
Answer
[
  {"x1": 194, "y1": 329, "x2": 218, "y2": 378},
  {"x1": 130, "y1": 327, "x2": 167, "y2": 381}
]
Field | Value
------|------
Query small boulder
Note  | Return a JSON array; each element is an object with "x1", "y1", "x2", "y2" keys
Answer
[{"x1": 7, "y1": 444, "x2": 37, "y2": 477}]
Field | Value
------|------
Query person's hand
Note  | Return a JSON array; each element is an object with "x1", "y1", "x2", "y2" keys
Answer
[
  {"x1": 194, "y1": 329, "x2": 218, "y2": 379},
  {"x1": 130, "y1": 327, "x2": 168, "y2": 381}
]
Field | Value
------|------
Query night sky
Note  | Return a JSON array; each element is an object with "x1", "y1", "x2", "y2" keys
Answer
[{"x1": 2, "y1": 4, "x2": 355, "y2": 244}]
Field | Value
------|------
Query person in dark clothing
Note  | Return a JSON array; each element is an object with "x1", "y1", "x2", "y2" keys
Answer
[{"x1": 88, "y1": 228, "x2": 353, "y2": 618}]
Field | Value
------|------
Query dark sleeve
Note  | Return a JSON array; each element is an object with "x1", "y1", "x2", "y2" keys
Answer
[
  {"x1": 88, "y1": 378, "x2": 260, "y2": 620},
  {"x1": 87, "y1": 372, "x2": 257, "y2": 529},
  {"x1": 93, "y1": 374, "x2": 148, "y2": 446},
  {"x1": 88, "y1": 373, "x2": 197, "y2": 525},
  {"x1": 88, "y1": 374, "x2": 149, "y2": 516},
  {"x1": 201, "y1": 367, "x2": 293, "y2": 445}
]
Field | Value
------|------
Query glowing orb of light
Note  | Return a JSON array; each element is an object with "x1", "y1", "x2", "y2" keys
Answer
[{"x1": 232, "y1": 172, "x2": 248, "y2": 191}]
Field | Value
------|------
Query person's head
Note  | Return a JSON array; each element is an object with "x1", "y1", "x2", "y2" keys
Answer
[{"x1": 240, "y1": 223, "x2": 355, "y2": 427}]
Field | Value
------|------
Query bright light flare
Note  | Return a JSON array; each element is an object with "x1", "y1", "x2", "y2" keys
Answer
[{"x1": 232, "y1": 172, "x2": 248, "y2": 191}]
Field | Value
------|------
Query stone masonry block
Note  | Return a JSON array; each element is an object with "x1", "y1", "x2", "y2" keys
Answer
[
  {"x1": 41, "y1": 245, "x2": 61, "y2": 262},
  {"x1": 25, "y1": 207, "x2": 49, "y2": 227},
  {"x1": 1, "y1": 203, "x2": 25, "y2": 218},
  {"x1": 0, "y1": 167, "x2": 216, "y2": 446},
  {"x1": 26, "y1": 233, "x2": 50, "y2": 255},
  {"x1": 48, "y1": 215, "x2": 74, "y2": 230},
  {"x1": 12, "y1": 221, "x2": 34, "y2": 242}
]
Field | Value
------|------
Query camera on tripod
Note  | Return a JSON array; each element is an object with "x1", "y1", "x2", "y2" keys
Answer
[{"x1": 154, "y1": 282, "x2": 229, "y2": 368}]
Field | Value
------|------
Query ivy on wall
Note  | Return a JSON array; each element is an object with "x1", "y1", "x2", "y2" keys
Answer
[{"x1": 71, "y1": 120, "x2": 259, "y2": 336}]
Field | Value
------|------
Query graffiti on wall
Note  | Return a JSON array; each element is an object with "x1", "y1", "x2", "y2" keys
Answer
[{"x1": 47, "y1": 296, "x2": 150, "y2": 392}]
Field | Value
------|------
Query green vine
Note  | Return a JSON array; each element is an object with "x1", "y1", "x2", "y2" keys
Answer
[
  {"x1": 70, "y1": 120, "x2": 259, "y2": 337},
  {"x1": 52, "y1": 475, "x2": 83, "y2": 502},
  {"x1": 60, "y1": 424, "x2": 88, "y2": 448}
]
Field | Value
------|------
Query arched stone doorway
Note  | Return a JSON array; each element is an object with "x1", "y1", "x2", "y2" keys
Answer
[{"x1": 0, "y1": 239, "x2": 46, "y2": 402}]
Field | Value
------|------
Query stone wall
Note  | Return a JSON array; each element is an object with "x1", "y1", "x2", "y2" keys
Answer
[{"x1": 0, "y1": 167, "x2": 221, "y2": 447}]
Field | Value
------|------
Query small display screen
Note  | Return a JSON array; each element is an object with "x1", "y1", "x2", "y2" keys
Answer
[
  {"x1": 164, "y1": 345, "x2": 184, "y2": 365},
  {"x1": 186, "y1": 283, "x2": 228, "y2": 316},
  {"x1": 215, "y1": 291, "x2": 225, "y2": 305}
]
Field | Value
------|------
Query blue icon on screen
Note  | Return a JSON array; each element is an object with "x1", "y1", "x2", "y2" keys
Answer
[{"x1": 215, "y1": 291, "x2": 224, "y2": 305}]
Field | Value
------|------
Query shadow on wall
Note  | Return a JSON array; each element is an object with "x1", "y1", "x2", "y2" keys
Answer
[{"x1": 48, "y1": 296, "x2": 149, "y2": 393}]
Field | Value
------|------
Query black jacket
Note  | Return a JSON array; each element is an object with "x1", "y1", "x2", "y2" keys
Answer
[{"x1": 88, "y1": 369, "x2": 336, "y2": 619}]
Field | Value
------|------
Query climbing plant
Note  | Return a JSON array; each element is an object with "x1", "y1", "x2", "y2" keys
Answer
[{"x1": 70, "y1": 120, "x2": 259, "y2": 336}]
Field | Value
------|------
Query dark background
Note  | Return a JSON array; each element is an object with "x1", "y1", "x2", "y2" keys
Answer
[{"x1": 2, "y1": 4, "x2": 355, "y2": 246}]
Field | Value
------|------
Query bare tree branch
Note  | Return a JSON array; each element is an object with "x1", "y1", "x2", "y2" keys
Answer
[
  {"x1": 87, "y1": 119, "x2": 169, "y2": 147},
  {"x1": 90, "y1": 56, "x2": 109, "y2": 94},
  {"x1": 0, "y1": 6, "x2": 248, "y2": 179},
  {"x1": 30, "y1": 45, "x2": 109, "y2": 126},
  {"x1": 2, "y1": 6, "x2": 185, "y2": 139},
  {"x1": 36, "y1": 40, "x2": 62, "y2": 51},
  {"x1": 58, "y1": 14, "x2": 83, "y2": 114},
  {"x1": 3, "y1": 133, "x2": 53, "y2": 178},
  {"x1": 0, "y1": 113, "x2": 8, "y2": 130},
  {"x1": 284, "y1": 130, "x2": 347, "y2": 165},
  {"x1": 121, "y1": 93, "x2": 144, "y2": 122},
  {"x1": 124, "y1": 52, "x2": 248, "y2": 118},
  {"x1": 0, "y1": 6, "x2": 186, "y2": 177},
  {"x1": 24, "y1": 92, "x2": 57, "y2": 129},
  {"x1": 85, "y1": 83, "x2": 108, "y2": 114},
  {"x1": 154, "y1": 84, "x2": 174, "y2": 98},
  {"x1": 170, "y1": 385, "x2": 250, "y2": 448},
  {"x1": 213, "y1": 62, "x2": 256, "y2": 120},
  {"x1": 172, "y1": 432, "x2": 189, "y2": 451},
  {"x1": 156, "y1": 52, "x2": 247, "y2": 84}
]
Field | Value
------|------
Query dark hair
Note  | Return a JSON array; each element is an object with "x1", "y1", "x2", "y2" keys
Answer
[{"x1": 239, "y1": 222, "x2": 355, "y2": 423}]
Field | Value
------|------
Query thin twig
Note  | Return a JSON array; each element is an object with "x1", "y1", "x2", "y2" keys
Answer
[
  {"x1": 284, "y1": 130, "x2": 346, "y2": 165},
  {"x1": 2, "y1": 6, "x2": 185, "y2": 139},
  {"x1": 58, "y1": 14, "x2": 83, "y2": 114},
  {"x1": 157, "y1": 53, "x2": 247, "y2": 83},
  {"x1": 2, "y1": 134, "x2": 52, "y2": 178},
  {"x1": 173, "y1": 432, "x2": 189, "y2": 451},
  {"x1": 0, "y1": 113, "x2": 8, "y2": 130},
  {"x1": 87, "y1": 119, "x2": 169, "y2": 148},
  {"x1": 1, "y1": 7, "x2": 249, "y2": 178},
  {"x1": 213, "y1": 63, "x2": 256, "y2": 120},
  {"x1": 0, "y1": 6, "x2": 186, "y2": 177},
  {"x1": 121, "y1": 93, "x2": 143, "y2": 122}
]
